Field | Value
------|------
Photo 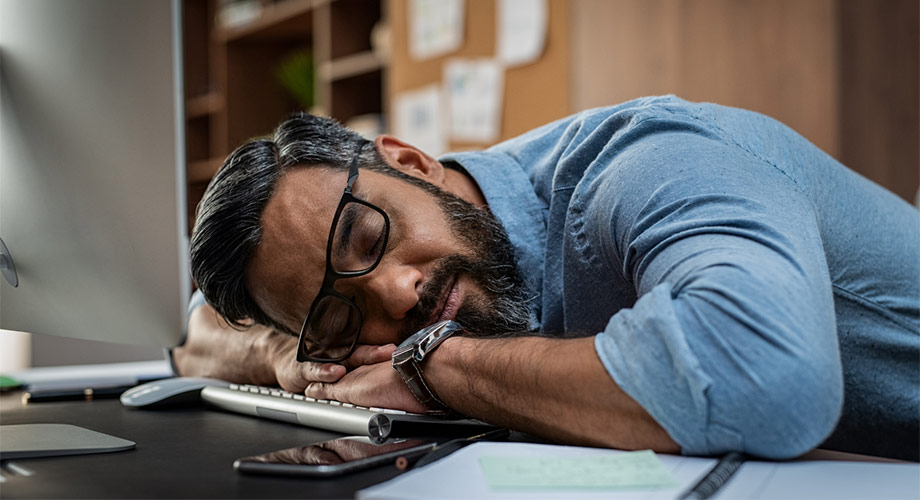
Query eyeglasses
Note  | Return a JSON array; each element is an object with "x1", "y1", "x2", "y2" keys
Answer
[{"x1": 296, "y1": 141, "x2": 390, "y2": 363}]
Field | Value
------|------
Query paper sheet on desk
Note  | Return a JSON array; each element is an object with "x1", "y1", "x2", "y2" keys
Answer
[
  {"x1": 6, "y1": 360, "x2": 172, "y2": 391},
  {"x1": 358, "y1": 442, "x2": 920, "y2": 500},
  {"x1": 358, "y1": 442, "x2": 717, "y2": 500}
]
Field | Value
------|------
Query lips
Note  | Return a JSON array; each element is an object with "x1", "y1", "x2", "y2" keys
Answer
[{"x1": 433, "y1": 275, "x2": 460, "y2": 324}]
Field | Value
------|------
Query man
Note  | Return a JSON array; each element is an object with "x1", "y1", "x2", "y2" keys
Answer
[{"x1": 177, "y1": 96, "x2": 919, "y2": 461}]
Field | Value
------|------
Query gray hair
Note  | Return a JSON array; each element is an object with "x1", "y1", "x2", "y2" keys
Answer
[{"x1": 189, "y1": 113, "x2": 391, "y2": 332}]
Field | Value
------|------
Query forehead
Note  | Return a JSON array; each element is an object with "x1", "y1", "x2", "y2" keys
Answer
[{"x1": 245, "y1": 167, "x2": 347, "y2": 330}]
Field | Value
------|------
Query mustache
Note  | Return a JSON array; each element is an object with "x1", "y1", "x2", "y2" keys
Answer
[{"x1": 398, "y1": 255, "x2": 476, "y2": 340}]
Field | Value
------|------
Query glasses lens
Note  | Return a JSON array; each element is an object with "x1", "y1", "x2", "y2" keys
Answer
[
  {"x1": 330, "y1": 202, "x2": 387, "y2": 273},
  {"x1": 302, "y1": 295, "x2": 361, "y2": 361}
]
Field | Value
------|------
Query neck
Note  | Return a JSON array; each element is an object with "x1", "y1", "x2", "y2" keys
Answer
[{"x1": 442, "y1": 163, "x2": 488, "y2": 208}]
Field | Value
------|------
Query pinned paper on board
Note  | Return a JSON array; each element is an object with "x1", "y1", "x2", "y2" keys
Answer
[
  {"x1": 444, "y1": 59, "x2": 504, "y2": 143},
  {"x1": 497, "y1": 0, "x2": 547, "y2": 67},
  {"x1": 393, "y1": 84, "x2": 447, "y2": 158},
  {"x1": 409, "y1": 0, "x2": 465, "y2": 61}
]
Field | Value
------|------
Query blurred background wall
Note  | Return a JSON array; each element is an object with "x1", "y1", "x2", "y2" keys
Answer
[
  {"x1": 10, "y1": 0, "x2": 918, "y2": 368},
  {"x1": 388, "y1": 0, "x2": 918, "y2": 202}
]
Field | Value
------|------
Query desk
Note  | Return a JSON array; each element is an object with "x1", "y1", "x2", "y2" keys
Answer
[
  {"x1": 0, "y1": 393, "x2": 407, "y2": 498},
  {"x1": 1, "y1": 392, "x2": 910, "y2": 499}
]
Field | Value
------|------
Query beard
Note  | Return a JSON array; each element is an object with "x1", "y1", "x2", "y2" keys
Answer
[{"x1": 395, "y1": 179, "x2": 533, "y2": 340}]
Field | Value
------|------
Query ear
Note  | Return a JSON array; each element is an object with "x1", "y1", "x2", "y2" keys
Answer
[{"x1": 374, "y1": 135, "x2": 446, "y2": 187}]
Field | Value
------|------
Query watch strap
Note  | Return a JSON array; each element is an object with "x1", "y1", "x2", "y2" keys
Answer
[{"x1": 392, "y1": 321, "x2": 462, "y2": 415}]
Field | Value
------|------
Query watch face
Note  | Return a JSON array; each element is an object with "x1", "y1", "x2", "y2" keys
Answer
[
  {"x1": 398, "y1": 320, "x2": 461, "y2": 349},
  {"x1": 397, "y1": 330, "x2": 426, "y2": 349}
]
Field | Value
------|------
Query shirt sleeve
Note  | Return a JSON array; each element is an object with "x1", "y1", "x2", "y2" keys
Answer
[{"x1": 589, "y1": 124, "x2": 843, "y2": 459}]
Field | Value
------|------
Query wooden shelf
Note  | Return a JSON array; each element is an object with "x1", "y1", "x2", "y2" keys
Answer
[
  {"x1": 319, "y1": 50, "x2": 384, "y2": 82},
  {"x1": 183, "y1": 0, "x2": 386, "y2": 235},
  {"x1": 216, "y1": 0, "x2": 315, "y2": 43},
  {"x1": 188, "y1": 158, "x2": 224, "y2": 184},
  {"x1": 185, "y1": 91, "x2": 224, "y2": 119}
]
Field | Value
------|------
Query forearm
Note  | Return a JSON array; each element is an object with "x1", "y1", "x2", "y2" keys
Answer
[
  {"x1": 172, "y1": 304, "x2": 286, "y2": 385},
  {"x1": 426, "y1": 335, "x2": 679, "y2": 452}
]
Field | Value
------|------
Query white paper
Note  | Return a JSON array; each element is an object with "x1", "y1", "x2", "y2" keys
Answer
[
  {"x1": 444, "y1": 59, "x2": 504, "y2": 143},
  {"x1": 393, "y1": 85, "x2": 447, "y2": 158},
  {"x1": 358, "y1": 442, "x2": 717, "y2": 500},
  {"x1": 8, "y1": 359, "x2": 173, "y2": 390},
  {"x1": 409, "y1": 0, "x2": 465, "y2": 61},
  {"x1": 497, "y1": 0, "x2": 547, "y2": 67},
  {"x1": 358, "y1": 441, "x2": 920, "y2": 500},
  {"x1": 715, "y1": 460, "x2": 920, "y2": 499}
]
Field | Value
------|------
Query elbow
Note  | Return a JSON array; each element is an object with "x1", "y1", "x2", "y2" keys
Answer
[{"x1": 704, "y1": 356, "x2": 843, "y2": 460}]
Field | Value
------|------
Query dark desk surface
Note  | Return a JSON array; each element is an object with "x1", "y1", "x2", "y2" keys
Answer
[
  {"x1": 0, "y1": 393, "x2": 410, "y2": 499},
  {"x1": 2, "y1": 391, "x2": 904, "y2": 499}
]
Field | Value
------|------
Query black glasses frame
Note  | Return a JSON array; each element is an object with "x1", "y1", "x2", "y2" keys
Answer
[{"x1": 296, "y1": 142, "x2": 390, "y2": 363}]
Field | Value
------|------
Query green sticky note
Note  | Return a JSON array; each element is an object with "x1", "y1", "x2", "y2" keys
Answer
[{"x1": 479, "y1": 450, "x2": 678, "y2": 490}]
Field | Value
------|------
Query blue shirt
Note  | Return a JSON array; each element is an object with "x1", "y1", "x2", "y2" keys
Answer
[{"x1": 442, "y1": 96, "x2": 920, "y2": 460}]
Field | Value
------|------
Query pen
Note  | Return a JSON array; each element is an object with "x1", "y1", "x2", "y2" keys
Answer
[
  {"x1": 410, "y1": 428, "x2": 511, "y2": 469},
  {"x1": 678, "y1": 451, "x2": 746, "y2": 500},
  {"x1": 22, "y1": 384, "x2": 136, "y2": 404}
]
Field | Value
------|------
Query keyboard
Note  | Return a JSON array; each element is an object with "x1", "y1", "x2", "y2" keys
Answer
[{"x1": 200, "y1": 384, "x2": 494, "y2": 441}]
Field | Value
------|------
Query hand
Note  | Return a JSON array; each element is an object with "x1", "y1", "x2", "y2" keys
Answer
[
  {"x1": 176, "y1": 304, "x2": 393, "y2": 393},
  {"x1": 271, "y1": 342, "x2": 396, "y2": 394},
  {"x1": 303, "y1": 348, "x2": 430, "y2": 414}
]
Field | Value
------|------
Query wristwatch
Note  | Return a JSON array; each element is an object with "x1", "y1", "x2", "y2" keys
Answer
[{"x1": 392, "y1": 320, "x2": 463, "y2": 415}]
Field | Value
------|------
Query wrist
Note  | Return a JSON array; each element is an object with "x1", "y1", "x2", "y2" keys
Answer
[
  {"x1": 253, "y1": 328, "x2": 294, "y2": 386},
  {"x1": 391, "y1": 320, "x2": 462, "y2": 414}
]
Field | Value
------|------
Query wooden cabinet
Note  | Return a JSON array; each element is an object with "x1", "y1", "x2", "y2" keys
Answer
[{"x1": 181, "y1": 0, "x2": 386, "y2": 231}]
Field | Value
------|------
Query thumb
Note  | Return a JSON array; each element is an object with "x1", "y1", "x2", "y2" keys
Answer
[{"x1": 343, "y1": 344, "x2": 396, "y2": 370}]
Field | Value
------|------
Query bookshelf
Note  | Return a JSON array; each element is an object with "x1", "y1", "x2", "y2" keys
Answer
[{"x1": 181, "y1": 0, "x2": 386, "y2": 232}]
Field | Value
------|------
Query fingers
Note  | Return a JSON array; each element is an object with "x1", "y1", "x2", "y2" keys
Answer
[
  {"x1": 306, "y1": 362, "x2": 347, "y2": 383},
  {"x1": 304, "y1": 381, "x2": 335, "y2": 401},
  {"x1": 277, "y1": 361, "x2": 345, "y2": 393},
  {"x1": 343, "y1": 344, "x2": 397, "y2": 370}
]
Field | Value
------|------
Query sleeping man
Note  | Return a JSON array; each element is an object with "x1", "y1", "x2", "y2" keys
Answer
[{"x1": 176, "y1": 96, "x2": 920, "y2": 461}]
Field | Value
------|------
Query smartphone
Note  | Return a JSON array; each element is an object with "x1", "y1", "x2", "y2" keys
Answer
[{"x1": 233, "y1": 436, "x2": 437, "y2": 477}]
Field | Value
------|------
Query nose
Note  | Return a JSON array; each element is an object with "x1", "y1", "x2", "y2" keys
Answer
[{"x1": 360, "y1": 260, "x2": 422, "y2": 321}]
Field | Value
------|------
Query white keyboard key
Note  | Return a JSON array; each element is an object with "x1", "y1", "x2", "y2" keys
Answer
[
  {"x1": 342, "y1": 403, "x2": 354, "y2": 408},
  {"x1": 329, "y1": 400, "x2": 342, "y2": 406},
  {"x1": 316, "y1": 399, "x2": 329, "y2": 404},
  {"x1": 381, "y1": 408, "x2": 407, "y2": 415},
  {"x1": 281, "y1": 392, "x2": 293, "y2": 399},
  {"x1": 293, "y1": 394, "x2": 305, "y2": 401},
  {"x1": 229, "y1": 383, "x2": 239, "y2": 390},
  {"x1": 304, "y1": 396, "x2": 316, "y2": 403}
]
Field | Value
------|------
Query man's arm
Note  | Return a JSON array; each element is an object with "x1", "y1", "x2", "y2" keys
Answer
[
  {"x1": 303, "y1": 334, "x2": 680, "y2": 452},
  {"x1": 173, "y1": 304, "x2": 392, "y2": 393},
  {"x1": 429, "y1": 335, "x2": 680, "y2": 451}
]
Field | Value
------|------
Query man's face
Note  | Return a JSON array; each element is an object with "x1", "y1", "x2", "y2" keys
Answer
[{"x1": 245, "y1": 164, "x2": 531, "y2": 349}]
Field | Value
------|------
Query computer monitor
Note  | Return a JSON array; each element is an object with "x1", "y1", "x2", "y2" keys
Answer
[{"x1": 0, "y1": 0, "x2": 189, "y2": 357}]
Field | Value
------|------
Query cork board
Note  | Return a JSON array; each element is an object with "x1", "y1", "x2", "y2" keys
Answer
[{"x1": 387, "y1": 0, "x2": 571, "y2": 150}]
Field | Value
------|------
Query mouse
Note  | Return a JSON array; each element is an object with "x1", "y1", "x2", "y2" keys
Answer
[{"x1": 120, "y1": 377, "x2": 229, "y2": 409}]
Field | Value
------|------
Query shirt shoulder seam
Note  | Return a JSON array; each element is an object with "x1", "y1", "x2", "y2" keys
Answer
[{"x1": 832, "y1": 284, "x2": 919, "y2": 332}]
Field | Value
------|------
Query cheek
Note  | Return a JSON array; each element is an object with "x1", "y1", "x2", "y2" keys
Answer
[{"x1": 395, "y1": 204, "x2": 460, "y2": 255}]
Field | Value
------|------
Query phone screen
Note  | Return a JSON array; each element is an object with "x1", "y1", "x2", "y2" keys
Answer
[{"x1": 234, "y1": 437, "x2": 437, "y2": 477}]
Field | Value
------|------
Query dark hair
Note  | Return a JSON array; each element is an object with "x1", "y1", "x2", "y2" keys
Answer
[{"x1": 190, "y1": 113, "x2": 394, "y2": 333}]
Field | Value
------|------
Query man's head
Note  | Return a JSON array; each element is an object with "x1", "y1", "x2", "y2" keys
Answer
[{"x1": 190, "y1": 113, "x2": 531, "y2": 358}]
